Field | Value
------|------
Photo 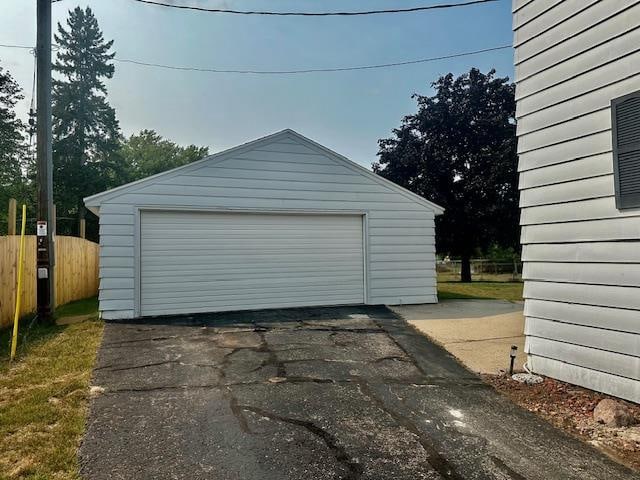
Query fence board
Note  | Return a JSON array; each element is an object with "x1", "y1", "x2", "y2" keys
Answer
[{"x1": 0, "y1": 235, "x2": 99, "y2": 327}]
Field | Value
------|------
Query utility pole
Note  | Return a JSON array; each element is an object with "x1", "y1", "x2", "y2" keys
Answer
[{"x1": 36, "y1": 0, "x2": 55, "y2": 322}]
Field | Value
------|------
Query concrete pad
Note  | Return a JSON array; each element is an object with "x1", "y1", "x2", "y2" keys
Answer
[{"x1": 391, "y1": 300, "x2": 527, "y2": 374}]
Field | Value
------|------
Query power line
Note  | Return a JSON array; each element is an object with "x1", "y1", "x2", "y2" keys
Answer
[
  {"x1": 0, "y1": 43, "x2": 512, "y2": 75},
  {"x1": 113, "y1": 45, "x2": 512, "y2": 74},
  {"x1": 0, "y1": 43, "x2": 33, "y2": 50},
  {"x1": 130, "y1": 0, "x2": 501, "y2": 16}
]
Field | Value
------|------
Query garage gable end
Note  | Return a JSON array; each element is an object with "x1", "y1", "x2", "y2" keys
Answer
[
  {"x1": 91, "y1": 129, "x2": 441, "y2": 320},
  {"x1": 84, "y1": 129, "x2": 443, "y2": 215}
]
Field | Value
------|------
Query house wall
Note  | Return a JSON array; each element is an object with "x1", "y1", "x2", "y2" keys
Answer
[
  {"x1": 514, "y1": 0, "x2": 640, "y2": 402},
  {"x1": 91, "y1": 131, "x2": 438, "y2": 319}
]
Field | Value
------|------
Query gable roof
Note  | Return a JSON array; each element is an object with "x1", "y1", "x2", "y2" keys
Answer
[{"x1": 84, "y1": 129, "x2": 444, "y2": 215}]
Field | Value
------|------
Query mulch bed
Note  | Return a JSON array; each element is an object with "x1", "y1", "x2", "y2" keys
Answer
[{"x1": 483, "y1": 374, "x2": 640, "y2": 472}]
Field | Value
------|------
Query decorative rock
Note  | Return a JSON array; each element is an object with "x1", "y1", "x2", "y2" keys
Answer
[
  {"x1": 593, "y1": 399, "x2": 636, "y2": 427},
  {"x1": 511, "y1": 373, "x2": 543, "y2": 385},
  {"x1": 89, "y1": 385, "x2": 106, "y2": 398}
]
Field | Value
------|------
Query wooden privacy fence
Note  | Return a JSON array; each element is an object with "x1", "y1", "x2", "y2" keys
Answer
[{"x1": 0, "y1": 235, "x2": 99, "y2": 327}]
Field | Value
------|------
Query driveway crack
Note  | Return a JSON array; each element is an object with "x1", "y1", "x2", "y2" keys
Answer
[
  {"x1": 102, "y1": 360, "x2": 180, "y2": 372},
  {"x1": 101, "y1": 335, "x2": 180, "y2": 347},
  {"x1": 489, "y1": 455, "x2": 527, "y2": 480},
  {"x1": 106, "y1": 384, "x2": 222, "y2": 394},
  {"x1": 95, "y1": 360, "x2": 221, "y2": 372},
  {"x1": 228, "y1": 388, "x2": 252, "y2": 434},
  {"x1": 355, "y1": 379, "x2": 464, "y2": 480},
  {"x1": 239, "y1": 405, "x2": 363, "y2": 480},
  {"x1": 256, "y1": 330, "x2": 286, "y2": 377},
  {"x1": 373, "y1": 355, "x2": 412, "y2": 364}
]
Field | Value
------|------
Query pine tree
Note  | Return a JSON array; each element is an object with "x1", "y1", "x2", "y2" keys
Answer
[
  {"x1": 52, "y1": 6, "x2": 124, "y2": 228},
  {"x1": 0, "y1": 63, "x2": 28, "y2": 234}
]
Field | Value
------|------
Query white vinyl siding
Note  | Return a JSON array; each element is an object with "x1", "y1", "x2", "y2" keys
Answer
[
  {"x1": 514, "y1": 0, "x2": 640, "y2": 403},
  {"x1": 89, "y1": 130, "x2": 439, "y2": 320},
  {"x1": 140, "y1": 211, "x2": 364, "y2": 316}
]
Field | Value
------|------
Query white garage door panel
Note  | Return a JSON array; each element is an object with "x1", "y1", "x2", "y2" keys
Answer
[{"x1": 140, "y1": 211, "x2": 365, "y2": 316}]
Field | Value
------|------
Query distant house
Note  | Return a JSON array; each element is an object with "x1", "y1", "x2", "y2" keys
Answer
[
  {"x1": 513, "y1": 1, "x2": 640, "y2": 402},
  {"x1": 84, "y1": 129, "x2": 443, "y2": 320}
]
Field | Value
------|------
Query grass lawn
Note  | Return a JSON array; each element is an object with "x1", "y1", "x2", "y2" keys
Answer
[
  {"x1": 54, "y1": 297, "x2": 99, "y2": 319},
  {"x1": 0, "y1": 297, "x2": 102, "y2": 480},
  {"x1": 437, "y1": 275, "x2": 523, "y2": 302}
]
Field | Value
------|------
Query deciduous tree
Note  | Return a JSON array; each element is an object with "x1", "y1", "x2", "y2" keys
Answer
[
  {"x1": 374, "y1": 68, "x2": 518, "y2": 282},
  {"x1": 0, "y1": 64, "x2": 28, "y2": 233},
  {"x1": 121, "y1": 130, "x2": 209, "y2": 181}
]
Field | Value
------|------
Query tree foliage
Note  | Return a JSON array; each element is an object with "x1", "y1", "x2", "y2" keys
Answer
[
  {"x1": 121, "y1": 130, "x2": 209, "y2": 181},
  {"x1": 374, "y1": 68, "x2": 518, "y2": 281},
  {"x1": 52, "y1": 6, "x2": 126, "y2": 227},
  {"x1": 0, "y1": 64, "x2": 28, "y2": 233}
]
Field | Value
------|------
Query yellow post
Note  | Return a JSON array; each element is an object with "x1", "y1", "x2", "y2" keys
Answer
[{"x1": 10, "y1": 205, "x2": 27, "y2": 361}]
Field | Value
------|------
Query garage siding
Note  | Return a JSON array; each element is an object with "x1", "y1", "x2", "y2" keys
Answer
[
  {"x1": 94, "y1": 131, "x2": 438, "y2": 319},
  {"x1": 514, "y1": 0, "x2": 640, "y2": 402}
]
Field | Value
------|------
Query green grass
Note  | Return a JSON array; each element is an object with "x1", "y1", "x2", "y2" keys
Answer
[
  {"x1": 54, "y1": 297, "x2": 99, "y2": 319},
  {"x1": 0, "y1": 298, "x2": 102, "y2": 480},
  {"x1": 437, "y1": 272, "x2": 520, "y2": 283},
  {"x1": 438, "y1": 276, "x2": 523, "y2": 302}
]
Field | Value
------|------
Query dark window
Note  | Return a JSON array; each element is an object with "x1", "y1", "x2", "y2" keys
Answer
[{"x1": 612, "y1": 92, "x2": 640, "y2": 209}]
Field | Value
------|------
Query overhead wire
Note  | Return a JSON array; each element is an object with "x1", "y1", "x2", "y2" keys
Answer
[
  {"x1": 5, "y1": 0, "x2": 510, "y2": 76},
  {"x1": 1, "y1": 43, "x2": 512, "y2": 75},
  {"x1": 127, "y1": 0, "x2": 501, "y2": 16},
  {"x1": 0, "y1": 43, "x2": 34, "y2": 50},
  {"x1": 12, "y1": 0, "x2": 509, "y2": 75}
]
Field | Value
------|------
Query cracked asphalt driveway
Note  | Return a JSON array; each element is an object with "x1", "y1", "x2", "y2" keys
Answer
[{"x1": 80, "y1": 306, "x2": 635, "y2": 480}]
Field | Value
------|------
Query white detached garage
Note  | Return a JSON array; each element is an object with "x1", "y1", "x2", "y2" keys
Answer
[{"x1": 85, "y1": 130, "x2": 443, "y2": 319}]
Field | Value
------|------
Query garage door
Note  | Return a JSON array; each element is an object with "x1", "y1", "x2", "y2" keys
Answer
[{"x1": 139, "y1": 211, "x2": 365, "y2": 316}]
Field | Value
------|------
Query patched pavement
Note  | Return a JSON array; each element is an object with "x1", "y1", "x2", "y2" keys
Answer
[{"x1": 80, "y1": 306, "x2": 636, "y2": 480}]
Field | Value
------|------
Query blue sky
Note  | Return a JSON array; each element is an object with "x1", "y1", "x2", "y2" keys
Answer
[{"x1": 2, "y1": 0, "x2": 514, "y2": 167}]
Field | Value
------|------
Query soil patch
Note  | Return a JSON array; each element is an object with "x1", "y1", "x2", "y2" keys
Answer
[{"x1": 483, "y1": 374, "x2": 640, "y2": 472}]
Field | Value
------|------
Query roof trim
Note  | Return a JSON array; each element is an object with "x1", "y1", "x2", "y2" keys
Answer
[{"x1": 84, "y1": 128, "x2": 444, "y2": 215}]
